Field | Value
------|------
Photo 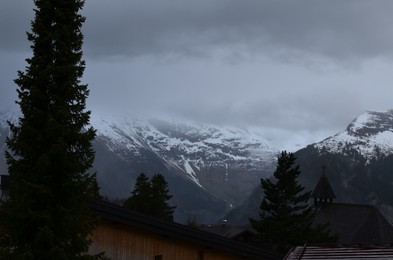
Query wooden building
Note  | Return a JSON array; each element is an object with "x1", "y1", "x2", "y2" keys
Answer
[{"x1": 89, "y1": 200, "x2": 281, "y2": 260}]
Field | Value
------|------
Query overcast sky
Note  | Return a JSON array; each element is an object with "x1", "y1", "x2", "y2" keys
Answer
[{"x1": 1, "y1": 0, "x2": 393, "y2": 150}]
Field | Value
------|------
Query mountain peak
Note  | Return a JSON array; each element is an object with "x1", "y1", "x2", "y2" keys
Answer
[
  {"x1": 346, "y1": 110, "x2": 393, "y2": 137},
  {"x1": 315, "y1": 109, "x2": 393, "y2": 162}
]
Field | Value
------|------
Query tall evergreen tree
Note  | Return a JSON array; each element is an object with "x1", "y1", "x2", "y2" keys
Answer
[
  {"x1": 123, "y1": 173, "x2": 176, "y2": 221},
  {"x1": 0, "y1": 0, "x2": 100, "y2": 259},
  {"x1": 150, "y1": 174, "x2": 176, "y2": 221},
  {"x1": 123, "y1": 173, "x2": 152, "y2": 214},
  {"x1": 250, "y1": 151, "x2": 336, "y2": 254}
]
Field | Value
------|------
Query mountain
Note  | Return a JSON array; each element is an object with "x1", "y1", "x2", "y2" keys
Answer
[
  {"x1": 0, "y1": 111, "x2": 279, "y2": 223},
  {"x1": 90, "y1": 113, "x2": 278, "y2": 222},
  {"x1": 226, "y1": 110, "x2": 393, "y2": 225},
  {"x1": 314, "y1": 110, "x2": 393, "y2": 162}
]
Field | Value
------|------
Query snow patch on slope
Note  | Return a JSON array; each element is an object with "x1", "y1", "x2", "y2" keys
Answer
[
  {"x1": 90, "y1": 112, "x2": 279, "y2": 188},
  {"x1": 181, "y1": 155, "x2": 202, "y2": 188},
  {"x1": 315, "y1": 110, "x2": 393, "y2": 162}
]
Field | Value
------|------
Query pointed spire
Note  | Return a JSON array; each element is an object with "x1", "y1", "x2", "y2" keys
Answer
[{"x1": 312, "y1": 165, "x2": 336, "y2": 206}]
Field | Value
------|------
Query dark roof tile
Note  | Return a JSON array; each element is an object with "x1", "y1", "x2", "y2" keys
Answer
[{"x1": 314, "y1": 203, "x2": 393, "y2": 244}]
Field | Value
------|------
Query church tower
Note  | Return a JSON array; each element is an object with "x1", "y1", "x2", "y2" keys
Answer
[{"x1": 311, "y1": 166, "x2": 336, "y2": 207}]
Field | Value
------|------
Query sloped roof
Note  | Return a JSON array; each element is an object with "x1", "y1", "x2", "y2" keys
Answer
[
  {"x1": 311, "y1": 173, "x2": 336, "y2": 200},
  {"x1": 314, "y1": 203, "x2": 393, "y2": 244},
  {"x1": 285, "y1": 244, "x2": 393, "y2": 259},
  {"x1": 197, "y1": 225, "x2": 256, "y2": 240},
  {"x1": 89, "y1": 200, "x2": 281, "y2": 260}
]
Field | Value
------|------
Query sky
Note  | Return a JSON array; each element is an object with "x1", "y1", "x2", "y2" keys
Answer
[{"x1": 1, "y1": 0, "x2": 393, "y2": 150}]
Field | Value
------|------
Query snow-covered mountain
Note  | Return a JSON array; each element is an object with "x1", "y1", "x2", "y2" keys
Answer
[
  {"x1": 91, "y1": 113, "x2": 277, "y2": 188},
  {"x1": 315, "y1": 110, "x2": 393, "y2": 162},
  {"x1": 90, "y1": 113, "x2": 278, "y2": 208},
  {"x1": 3, "y1": 109, "x2": 393, "y2": 223}
]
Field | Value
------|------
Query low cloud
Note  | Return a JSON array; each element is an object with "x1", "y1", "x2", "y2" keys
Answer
[{"x1": 2, "y1": 1, "x2": 393, "y2": 149}]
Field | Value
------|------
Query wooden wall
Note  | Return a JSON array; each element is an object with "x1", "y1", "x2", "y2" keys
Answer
[{"x1": 89, "y1": 220, "x2": 244, "y2": 260}]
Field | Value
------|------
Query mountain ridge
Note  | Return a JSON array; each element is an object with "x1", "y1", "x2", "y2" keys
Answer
[
  {"x1": 2, "y1": 109, "x2": 393, "y2": 223},
  {"x1": 90, "y1": 112, "x2": 278, "y2": 190}
]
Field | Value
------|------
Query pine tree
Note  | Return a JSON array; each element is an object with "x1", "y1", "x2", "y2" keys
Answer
[
  {"x1": 150, "y1": 174, "x2": 176, "y2": 221},
  {"x1": 0, "y1": 0, "x2": 100, "y2": 259},
  {"x1": 123, "y1": 173, "x2": 176, "y2": 221},
  {"x1": 123, "y1": 173, "x2": 152, "y2": 214},
  {"x1": 250, "y1": 151, "x2": 336, "y2": 254}
]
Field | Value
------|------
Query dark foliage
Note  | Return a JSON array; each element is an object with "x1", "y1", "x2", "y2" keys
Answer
[
  {"x1": 124, "y1": 173, "x2": 176, "y2": 221},
  {"x1": 250, "y1": 151, "x2": 337, "y2": 254},
  {"x1": 123, "y1": 173, "x2": 152, "y2": 214},
  {"x1": 0, "y1": 0, "x2": 101, "y2": 258}
]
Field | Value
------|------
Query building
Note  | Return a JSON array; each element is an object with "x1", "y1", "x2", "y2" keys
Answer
[
  {"x1": 311, "y1": 170, "x2": 393, "y2": 244},
  {"x1": 311, "y1": 167, "x2": 336, "y2": 206},
  {"x1": 0, "y1": 174, "x2": 279, "y2": 259},
  {"x1": 89, "y1": 200, "x2": 281, "y2": 260},
  {"x1": 197, "y1": 223, "x2": 256, "y2": 243},
  {"x1": 314, "y1": 202, "x2": 393, "y2": 244},
  {"x1": 284, "y1": 169, "x2": 393, "y2": 259}
]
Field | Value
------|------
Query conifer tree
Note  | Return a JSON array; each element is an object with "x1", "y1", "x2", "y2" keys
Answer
[
  {"x1": 250, "y1": 151, "x2": 336, "y2": 254},
  {"x1": 123, "y1": 173, "x2": 152, "y2": 213},
  {"x1": 123, "y1": 173, "x2": 176, "y2": 221},
  {"x1": 151, "y1": 174, "x2": 176, "y2": 221},
  {"x1": 0, "y1": 0, "x2": 100, "y2": 258}
]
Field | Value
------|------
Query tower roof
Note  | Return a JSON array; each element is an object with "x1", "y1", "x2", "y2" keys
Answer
[{"x1": 311, "y1": 169, "x2": 336, "y2": 200}]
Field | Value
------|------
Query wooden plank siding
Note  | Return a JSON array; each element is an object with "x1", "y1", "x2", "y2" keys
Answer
[
  {"x1": 88, "y1": 200, "x2": 281, "y2": 260},
  {"x1": 90, "y1": 220, "x2": 242, "y2": 260}
]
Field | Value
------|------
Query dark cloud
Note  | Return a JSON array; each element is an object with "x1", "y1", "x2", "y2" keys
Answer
[
  {"x1": 2, "y1": 0, "x2": 393, "y2": 149},
  {"x1": 84, "y1": 56, "x2": 366, "y2": 134},
  {"x1": 81, "y1": 0, "x2": 393, "y2": 63},
  {"x1": 3, "y1": 1, "x2": 393, "y2": 63}
]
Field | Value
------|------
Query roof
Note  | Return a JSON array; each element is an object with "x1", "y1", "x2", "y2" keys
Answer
[
  {"x1": 285, "y1": 244, "x2": 393, "y2": 259},
  {"x1": 89, "y1": 200, "x2": 281, "y2": 260},
  {"x1": 314, "y1": 202, "x2": 393, "y2": 244},
  {"x1": 197, "y1": 224, "x2": 256, "y2": 240},
  {"x1": 311, "y1": 173, "x2": 336, "y2": 200}
]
